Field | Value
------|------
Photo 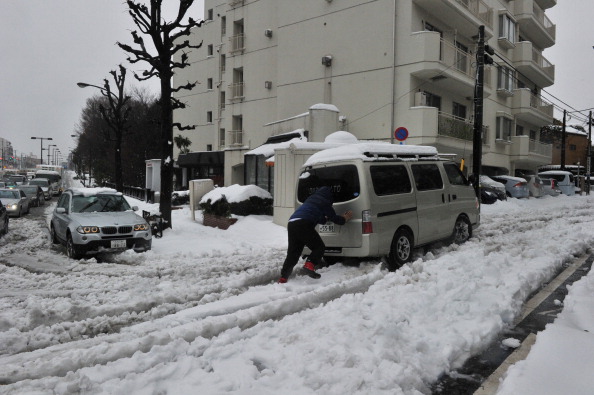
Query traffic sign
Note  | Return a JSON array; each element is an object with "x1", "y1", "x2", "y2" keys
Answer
[{"x1": 394, "y1": 127, "x2": 409, "y2": 142}]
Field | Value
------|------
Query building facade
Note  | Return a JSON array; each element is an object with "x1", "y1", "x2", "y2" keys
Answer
[{"x1": 173, "y1": 0, "x2": 556, "y2": 187}]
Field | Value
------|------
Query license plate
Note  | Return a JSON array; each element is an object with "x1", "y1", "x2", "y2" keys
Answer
[
  {"x1": 111, "y1": 240, "x2": 127, "y2": 248},
  {"x1": 319, "y1": 223, "x2": 335, "y2": 233}
]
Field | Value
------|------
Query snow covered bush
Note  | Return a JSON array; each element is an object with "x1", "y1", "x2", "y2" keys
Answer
[{"x1": 199, "y1": 184, "x2": 273, "y2": 216}]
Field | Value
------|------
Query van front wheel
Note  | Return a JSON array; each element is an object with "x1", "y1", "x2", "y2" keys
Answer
[{"x1": 387, "y1": 229, "x2": 413, "y2": 271}]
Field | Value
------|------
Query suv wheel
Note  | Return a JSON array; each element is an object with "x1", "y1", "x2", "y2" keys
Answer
[
  {"x1": 452, "y1": 215, "x2": 472, "y2": 244},
  {"x1": 66, "y1": 234, "x2": 85, "y2": 260},
  {"x1": 50, "y1": 224, "x2": 60, "y2": 245},
  {"x1": 387, "y1": 229, "x2": 413, "y2": 271}
]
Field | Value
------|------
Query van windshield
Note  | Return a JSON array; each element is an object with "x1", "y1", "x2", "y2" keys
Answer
[{"x1": 297, "y1": 165, "x2": 360, "y2": 203}]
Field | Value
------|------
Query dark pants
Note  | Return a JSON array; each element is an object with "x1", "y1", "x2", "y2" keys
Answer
[{"x1": 280, "y1": 219, "x2": 325, "y2": 279}]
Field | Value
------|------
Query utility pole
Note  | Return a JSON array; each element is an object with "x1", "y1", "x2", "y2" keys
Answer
[
  {"x1": 473, "y1": 25, "x2": 493, "y2": 199},
  {"x1": 588, "y1": 111, "x2": 592, "y2": 195},
  {"x1": 561, "y1": 110, "x2": 566, "y2": 170}
]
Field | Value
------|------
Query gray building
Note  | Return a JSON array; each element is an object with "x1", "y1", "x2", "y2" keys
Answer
[{"x1": 173, "y1": 0, "x2": 556, "y2": 190}]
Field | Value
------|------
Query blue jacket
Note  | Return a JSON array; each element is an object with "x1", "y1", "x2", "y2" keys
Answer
[{"x1": 289, "y1": 186, "x2": 346, "y2": 225}]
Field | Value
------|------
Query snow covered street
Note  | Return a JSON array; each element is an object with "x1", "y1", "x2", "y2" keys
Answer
[{"x1": 1, "y1": 186, "x2": 594, "y2": 394}]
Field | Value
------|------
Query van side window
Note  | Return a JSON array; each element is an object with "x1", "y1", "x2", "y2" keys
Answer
[
  {"x1": 443, "y1": 163, "x2": 468, "y2": 186},
  {"x1": 411, "y1": 164, "x2": 444, "y2": 191},
  {"x1": 297, "y1": 165, "x2": 360, "y2": 203},
  {"x1": 370, "y1": 165, "x2": 411, "y2": 195}
]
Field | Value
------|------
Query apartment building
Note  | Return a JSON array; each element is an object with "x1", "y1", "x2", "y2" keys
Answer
[{"x1": 172, "y1": 0, "x2": 556, "y2": 189}]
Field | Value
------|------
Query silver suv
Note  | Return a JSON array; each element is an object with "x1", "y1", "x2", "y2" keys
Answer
[
  {"x1": 297, "y1": 144, "x2": 480, "y2": 270},
  {"x1": 50, "y1": 188, "x2": 152, "y2": 259}
]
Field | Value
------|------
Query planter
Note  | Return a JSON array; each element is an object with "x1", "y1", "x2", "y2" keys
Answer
[{"x1": 202, "y1": 213, "x2": 238, "y2": 230}]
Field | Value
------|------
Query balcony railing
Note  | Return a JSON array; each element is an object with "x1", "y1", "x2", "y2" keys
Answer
[
  {"x1": 227, "y1": 130, "x2": 244, "y2": 146},
  {"x1": 529, "y1": 138, "x2": 552, "y2": 156},
  {"x1": 531, "y1": 48, "x2": 554, "y2": 79},
  {"x1": 228, "y1": 82, "x2": 245, "y2": 100},
  {"x1": 455, "y1": 0, "x2": 493, "y2": 29},
  {"x1": 440, "y1": 39, "x2": 473, "y2": 79},
  {"x1": 229, "y1": 33, "x2": 245, "y2": 53},
  {"x1": 529, "y1": 92, "x2": 554, "y2": 118},
  {"x1": 438, "y1": 112, "x2": 488, "y2": 142}
]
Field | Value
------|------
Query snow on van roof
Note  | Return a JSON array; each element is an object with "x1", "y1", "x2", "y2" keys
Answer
[
  {"x1": 70, "y1": 187, "x2": 121, "y2": 197},
  {"x1": 303, "y1": 143, "x2": 439, "y2": 167},
  {"x1": 539, "y1": 170, "x2": 573, "y2": 175},
  {"x1": 35, "y1": 170, "x2": 61, "y2": 175}
]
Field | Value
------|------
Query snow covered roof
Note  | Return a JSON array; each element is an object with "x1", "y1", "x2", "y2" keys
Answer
[{"x1": 303, "y1": 143, "x2": 439, "y2": 167}]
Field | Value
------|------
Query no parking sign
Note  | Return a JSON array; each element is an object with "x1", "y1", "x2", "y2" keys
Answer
[{"x1": 394, "y1": 127, "x2": 409, "y2": 143}]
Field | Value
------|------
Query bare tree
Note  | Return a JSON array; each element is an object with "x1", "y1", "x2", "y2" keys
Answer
[{"x1": 117, "y1": 0, "x2": 203, "y2": 229}]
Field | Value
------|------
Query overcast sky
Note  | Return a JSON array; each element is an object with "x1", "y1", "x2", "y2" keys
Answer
[{"x1": 0, "y1": 1, "x2": 592, "y2": 161}]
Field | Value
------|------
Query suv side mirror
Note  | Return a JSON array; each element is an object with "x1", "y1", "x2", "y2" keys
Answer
[
  {"x1": 132, "y1": 206, "x2": 139, "y2": 211},
  {"x1": 55, "y1": 207, "x2": 66, "y2": 214}
]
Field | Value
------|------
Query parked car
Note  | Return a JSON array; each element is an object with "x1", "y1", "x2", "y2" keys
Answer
[
  {"x1": 538, "y1": 171, "x2": 576, "y2": 196},
  {"x1": 50, "y1": 188, "x2": 152, "y2": 259},
  {"x1": 0, "y1": 199, "x2": 8, "y2": 237},
  {"x1": 296, "y1": 144, "x2": 480, "y2": 271},
  {"x1": 520, "y1": 174, "x2": 544, "y2": 198},
  {"x1": 19, "y1": 185, "x2": 45, "y2": 207},
  {"x1": 0, "y1": 188, "x2": 30, "y2": 217},
  {"x1": 490, "y1": 175, "x2": 530, "y2": 199},
  {"x1": 28, "y1": 178, "x2": 51, "y2": 200},
  {"x1": 541, "y1": 178, "x2": 560, "y2": 197},
  {"x1": 479, "y1": 176, "x2": 506, "y2": 204}
]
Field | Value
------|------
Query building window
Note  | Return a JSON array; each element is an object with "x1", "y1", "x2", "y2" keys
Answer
[
  {"x1": 207, "y1": 111, "x2": 213, "y2": 123},
  {"x1": 207, "y1": 78, "x2": 213, "y2": 90},
  {"x1": 496, "y1": 116, "x2": 513, "y2": 141},
  {"x1": 455, "y1": 42, "x2": 469, "y2": 73},
  {"x1": 219, "y1": 128, "x2": 226, "y2": 148},
  {"x1": 516, "y1": 125, "x2": 524, "y2": 136},
  {"x1": 207, "y1": 8, "x2": 213, "y2": 21},
  {"x1": 207, "y1": 144, "x2": 212, "y2": 151},
  {"x1": 570, "y1": 144, "x2": 577, "y2": 151},
  {"x1": 207, "y1": 44, "x2": 214, "y2": 57},
  {"x1": 453, "y1": 102, "x2": 467, "y2": 119},
  {"x1": 499, "y1": 14, "x2": 516, "y2": 43},
  {"x1": 530, "y1": 129, "x2": 538, "y2": 141},
  {"x1": 423, "y1": 91, "x2": 442, "y2": 110},
  {"x1": 497, "y1": 66, "x2": 514, "y2": 92},
  {"x1": 221, "y1": 16, "x2": 226, "y2": 36},
  {"x1": 220, "y1": 91, "x2": 226, "y2": 110}
]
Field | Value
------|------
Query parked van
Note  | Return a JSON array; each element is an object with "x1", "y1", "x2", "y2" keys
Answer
[
  {"x1": 296, "y1": 144, "x2": 480, "y2": 271},
  {"x1": 538, "y1": 170, "x2": 575, "y2": 196}
]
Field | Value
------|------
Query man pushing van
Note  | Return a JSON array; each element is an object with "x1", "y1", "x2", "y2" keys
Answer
[{"x1": 279, "y1": 186, "x2": 353, "y2": 283}]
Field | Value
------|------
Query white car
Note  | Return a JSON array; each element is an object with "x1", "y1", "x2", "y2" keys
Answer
[{"x1": 0, "y1": 188, "x2": 30, "y2": 217}]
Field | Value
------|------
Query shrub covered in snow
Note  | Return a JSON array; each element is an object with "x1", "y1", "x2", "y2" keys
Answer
[{"x1": 200, "y1": 184, "x2": 273, "y2": 216}]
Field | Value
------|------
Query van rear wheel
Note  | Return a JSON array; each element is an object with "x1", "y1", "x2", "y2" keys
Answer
[
  {"x1": 387, "y1": 229, "x2": 413, "y2": 271},
  {"x1": 452, "y1": 215, "x2": 472, "y2": 244}
]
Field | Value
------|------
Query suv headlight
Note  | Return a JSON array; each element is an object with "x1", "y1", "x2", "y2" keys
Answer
[
  {"x1": 134, "y1": 223, "x2": 149, "y2": 231},
  {"x1": 76, "y1": 226, "x2": 100, "y2": 234},
  {"x1": 7, "y1": 204, "x2": 17, "y2": 210}
]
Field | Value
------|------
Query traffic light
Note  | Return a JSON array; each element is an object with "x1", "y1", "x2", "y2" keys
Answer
[{"x1": 484, "y1": 44, "x2": 495, "y2": 65}]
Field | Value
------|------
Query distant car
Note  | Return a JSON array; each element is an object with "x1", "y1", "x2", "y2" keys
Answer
[
  {"x1": 50, "y1": 188, "x2": 152, "y2": 259},
  {"x1": 538, "y1": 171, "x2": 576, "y2": 196},
  {"x1": 2, "y1": 180, "x2": 18, "y2": 189},
  {"x1": 0, "y1": 199, "x2": 8, "y2": 237},
  {"x1": 490, "y1": 175, "x2": 530, "y2": 199},
  {"x1": 480, "y1": 176, "x2": 507, "y2": 204},
  {"x1": 0, "y1": 188, "x2": 30, "y2": 217},
  {"x1": 541, "y1": 178, "x2": 560, "y2": 197},
  {"x1": 19, "y1": 185, "x2": 45, "y2": 207},
  {"x1": 520, "y1": 174, "x2": 544, "y2": 198},
  {"x1": 28, "y1": 179, "x2": 51, "y2": 200},
  {"x1": 9, "y1": 175, "x2": 27, "y2": 185}
]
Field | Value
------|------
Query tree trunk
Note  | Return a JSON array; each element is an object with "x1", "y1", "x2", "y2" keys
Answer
[
  {"x1": 115, "y1": 137, "x2": 123, "y2": 192},
  {"x1": 159, "y1": 68, "x2": 173, "y2": 229}
]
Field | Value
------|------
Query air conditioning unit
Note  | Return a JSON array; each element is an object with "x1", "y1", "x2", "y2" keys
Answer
[
  {"x1": 322, "y1": 55, "x2": 332, "y2": 67},
  {"x1": 414, "y1": 91, "x2": 428, "y2": 106},
  {"x1": 264, "y1": 29, "x2": 273, "y2": 38}
]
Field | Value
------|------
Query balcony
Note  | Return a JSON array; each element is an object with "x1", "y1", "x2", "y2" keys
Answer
[
  {"x1": 534, "y1": 0, "x2": 556, "y2": 10},
  {"x1": 227, "y1": 130, "x2": 244, "y2": 147},
  {"x1": 511, "y1": 135, "x2": 552, "y2": 164},
  {"x1": 229, "y1": 33, "x2": 245, "y2": 54},
  {"x1": 228, "y1": 0, "x2": 244, "y2": 7},
  {"x1": 413, "y1": 0, "x2": 493, "y2": 38},
  {"x1": 514, "y1": 0, "x2": 556, "y2": 49},
  {"x1": 512, "y1": 88, "x2": 554, "y2": 126},
  {"x1": 438, "y1": 112, "x2": 489, "y2": 143},
  {"x1": 228, "y1": 82, "x2": 245, "y2": 101},
  {"x1": 406, "y1": 32, "x2": 492, "y2": 98},
  {"x1": 513, "y1": 41, "x2": 555, "y2": 87}
]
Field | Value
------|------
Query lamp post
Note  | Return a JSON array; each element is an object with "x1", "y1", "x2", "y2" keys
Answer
[
  {"x1": 30, "y1": 137, "x2": 53, "y2": 165},
  {"x1": 47, "y1": 144, "x2": 56, "y2": 166},
  {"x1": 77, "y1": 65, "x2": 130, "y2": 192}
]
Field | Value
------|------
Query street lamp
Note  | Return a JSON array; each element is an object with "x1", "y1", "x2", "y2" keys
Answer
[
  {"x1": 30, "y1": 136, "x2": 53, "y2": 165},
  {"x1": 47, "y1": 144, "x2": 56, "y2": 166}
]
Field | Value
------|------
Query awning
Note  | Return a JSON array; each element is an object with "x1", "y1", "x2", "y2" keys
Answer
[{"x1": 177, "y1": 151, "x2": 224, "y2": 167}]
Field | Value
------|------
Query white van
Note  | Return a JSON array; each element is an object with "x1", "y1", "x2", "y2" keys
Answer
[
  {"x1": 297, "y1": 144, "x2": 480, "y2": 271},
  {"x1": 538, "y1": 171, "x2": 575, "y2": 196}
]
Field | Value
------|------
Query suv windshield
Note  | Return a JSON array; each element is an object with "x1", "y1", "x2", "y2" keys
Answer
[
  {"x1": 297, "y1": 164, "x2": 360, "y2": 203},
  {"x1": 72, "y1": 195, "x2": 132, "y2": 213}
]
